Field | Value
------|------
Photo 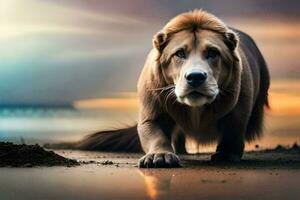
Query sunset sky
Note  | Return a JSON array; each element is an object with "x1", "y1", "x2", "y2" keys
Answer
[{"x1": 0, "y1": 0, "x2": 299, "y2": 106}]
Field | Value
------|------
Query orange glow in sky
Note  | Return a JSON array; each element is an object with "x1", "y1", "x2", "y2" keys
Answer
[
  {"x1": 74, "y1": 80, "x2": 300, "y2": 116},
  {"x1": 74, "y1": 96, "x2": 139, "y2": 111}
]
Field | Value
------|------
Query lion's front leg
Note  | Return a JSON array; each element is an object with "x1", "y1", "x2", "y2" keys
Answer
[
  {"x1": 137, "y1": 121, "x2": 180, "y2": 168},
  {"x1": 212, "y1": 105, "x2": 250, "y2": 163}
]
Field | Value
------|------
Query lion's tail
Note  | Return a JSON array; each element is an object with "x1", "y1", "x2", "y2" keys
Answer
[{"x1": 44, "y1": 125, "x2": 142, "y2": 153}]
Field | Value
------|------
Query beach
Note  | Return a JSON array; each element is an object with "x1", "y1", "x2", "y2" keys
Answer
[{"x1": 1, "y1": 148, "x2": 300, "y2": 200}]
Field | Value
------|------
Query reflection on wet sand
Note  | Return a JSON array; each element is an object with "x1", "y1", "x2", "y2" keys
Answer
[
  {"x1": 138, "y1": 168, "x2": 300, "y2": 200},
  {"x1": 139, "y1": 170, "x2": 173, "y2": 200}
]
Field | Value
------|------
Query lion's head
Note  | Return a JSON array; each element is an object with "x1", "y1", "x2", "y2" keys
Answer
[{"x1": 152, "y1": 10, "x2": 241, "y2": 108}]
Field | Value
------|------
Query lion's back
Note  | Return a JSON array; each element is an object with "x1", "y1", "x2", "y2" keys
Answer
[{"x1": 233, "y1": 28, "x2": 270, "y2": 140}]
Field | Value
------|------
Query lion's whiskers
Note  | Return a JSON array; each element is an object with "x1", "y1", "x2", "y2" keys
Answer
[
  {"x1": 163, "y1": 88, "x2": 177, "y2": 111},
  {"x1": 147, "y1": 85, "x2": 175, "y2": 91}
]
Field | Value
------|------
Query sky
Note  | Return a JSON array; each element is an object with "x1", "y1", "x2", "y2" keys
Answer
[{"x1": 0, "y1": 0, "x2": 300, "y2": 106}]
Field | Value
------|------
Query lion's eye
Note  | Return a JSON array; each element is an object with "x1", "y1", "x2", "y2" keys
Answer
[
  {"x1": 206, "y1": 48, "x2": 219, "y2": 59},
  {"x1": 175, "y1": 49, "x2": 186, "y2": 59}
]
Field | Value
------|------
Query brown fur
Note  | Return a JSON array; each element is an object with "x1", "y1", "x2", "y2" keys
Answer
[{"x1": 52, "y1": 10, "x2": 270, "y2": 167}]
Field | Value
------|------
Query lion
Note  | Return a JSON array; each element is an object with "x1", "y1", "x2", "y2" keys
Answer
[{"x1": 66, "y1": 10, "x2": 270, "y2": 168}]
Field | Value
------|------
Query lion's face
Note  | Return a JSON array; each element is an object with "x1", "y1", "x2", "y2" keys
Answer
[{"x1": 159, "y1": 30, "x2": 233, "y2": 107}]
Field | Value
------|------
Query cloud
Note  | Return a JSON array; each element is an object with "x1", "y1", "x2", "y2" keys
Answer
[
  {"x1": 0, "y1": 0, "x2": 147, "y2": 39},
  {"x1": 50, "y1": 45, "x2": 145, "y2": 63}
]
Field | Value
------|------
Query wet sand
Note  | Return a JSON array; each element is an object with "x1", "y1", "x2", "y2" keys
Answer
[{"x1": 1, "y1": 149, "x2": 300, "y2": 200}]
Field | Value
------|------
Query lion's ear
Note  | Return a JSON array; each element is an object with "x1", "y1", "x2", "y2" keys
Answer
[
  {"x1": 224, "y1": 30, "x2": 239, "y2": 51},
  {"x1": 153, "y1": 31, "x2": 168, "y2": 52}
]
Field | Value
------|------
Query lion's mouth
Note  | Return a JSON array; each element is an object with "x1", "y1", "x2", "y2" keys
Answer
[
  {"x1": 176, "y1": 88, "x2": 218, "y2": 107},
  {"x1": 186, "y1": 91, "x2": 207, "y2": 99}
]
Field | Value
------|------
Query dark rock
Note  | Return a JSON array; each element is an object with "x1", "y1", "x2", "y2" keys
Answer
[
  {"x1": 0, "y1": 142, "x2": 79, "y2": 167},
  {"x1": 102, "y1": 160, "x2": 114, "y2": 165}
]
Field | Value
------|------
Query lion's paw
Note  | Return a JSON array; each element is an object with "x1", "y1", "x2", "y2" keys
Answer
[
  {"x1": 211, "y1": 152, "x2": 241, "y2": 164},
  {"x1": 138, "y1": 152, "x2": 180, "y2": 168}
]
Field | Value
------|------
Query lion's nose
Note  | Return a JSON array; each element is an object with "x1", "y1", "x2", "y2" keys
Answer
[{"x1": 185, "y1": 71, "x2": 207, "y2": 87}]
